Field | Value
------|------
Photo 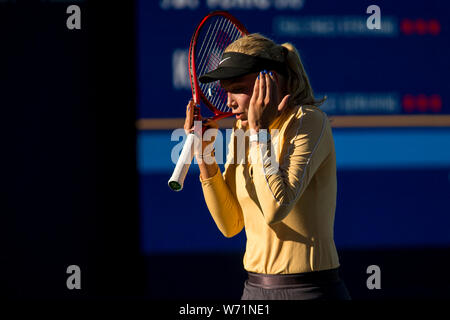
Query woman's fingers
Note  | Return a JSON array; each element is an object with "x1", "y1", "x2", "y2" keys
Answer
[
  {"x1": 250, "y1": 73, "x2": 260, "y2": 106},
  {"x1": 265, "y1": 71, "x2": 275, "y2": 105},
  {"x1": 203, "y1": 118, "x2": 219, "y2": 130},
  {"x1": 184, "y1": 99, "x2": 195, "y2": 134},
  {"x1": 262, "y1": 71, "x2": 281, "y2": 108},
  {"x1": 203, "y1": 119, "x2": 219, "y2": 138},
  {"x1": 185, "y1": 99, "x2": 206, "y2": 134},
  {"x1": 186, "y1": 99, "x2": 194, "y2": 116},
  {"x1": 249, "y1": 71, "x2": 284, "y2": 130},
  {"x1": 202, "y1": 119, "x2": 219, "y2": 145},
  {"x1": 259, "y1": 71, "x2": 266, "y2": 104}
]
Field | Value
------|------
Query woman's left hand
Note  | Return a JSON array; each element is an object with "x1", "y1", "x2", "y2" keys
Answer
[{"x1": 247, "y1": 70, "x2": 291, "y2": 133}]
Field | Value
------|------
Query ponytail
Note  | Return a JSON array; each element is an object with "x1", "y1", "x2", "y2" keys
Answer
[
  {"x1": 225, "y1": 34, "x2": 325, "y2": 108},
  {"x1": 281, "y1": 42, "x2": 326, "y2": 107}
]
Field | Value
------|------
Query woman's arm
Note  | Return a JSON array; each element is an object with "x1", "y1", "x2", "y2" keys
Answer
[
  {"x1": 198, "y1": 160, "x2": 218, "y2": 179},
  {"x1": 199, "y1": 129, "x2": 244, "y2": 238},
  {"x1": 184, "y1": 100, "x2": 244, "y2": 237},
  {"x1": 200, "y1": 162, "x2": 244, "y2": 238},
  {"x1": 249, "y1": 106, "x2": 331, "y2": 225},
  {"x1": 247, "y1": 71, "x2": 331, "y2": 225}
]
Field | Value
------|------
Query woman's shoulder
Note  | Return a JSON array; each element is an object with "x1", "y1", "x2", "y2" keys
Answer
[
  {"x1": 278, "y1": 105, "x2": 331, "y2": 147},
  {"x1": 290, "y1": 104, "x2": 328, "y2": 128},
  {"x1": 275, "y1": 105, "x2": 330, "y2": 143}
]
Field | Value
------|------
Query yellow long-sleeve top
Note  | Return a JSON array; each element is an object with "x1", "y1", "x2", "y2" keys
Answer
[{"x1": 200, "y1": 104, "x2": 340, "y2": 274}]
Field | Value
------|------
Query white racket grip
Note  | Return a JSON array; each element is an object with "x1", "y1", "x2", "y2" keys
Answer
[{"x1": 168, "y1": 133, "x2": 196, "y2": 191}]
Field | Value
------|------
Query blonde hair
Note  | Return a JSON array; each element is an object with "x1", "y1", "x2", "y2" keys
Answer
[{"x1": 224, "y1": 33, "x2": 325, "y2": 107}]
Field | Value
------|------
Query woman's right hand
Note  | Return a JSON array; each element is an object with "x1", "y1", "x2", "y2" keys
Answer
[
  {"x1": 184, "y1": 99, "x2": 200, "y2": 135},
  {"x1": 184, "y1": 99, "x2": 219, "y2": 159}
]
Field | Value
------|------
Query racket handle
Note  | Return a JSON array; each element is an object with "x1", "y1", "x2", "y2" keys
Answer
[{"x1": 168, "y1": 133, "x2": 196, "y2": 191}]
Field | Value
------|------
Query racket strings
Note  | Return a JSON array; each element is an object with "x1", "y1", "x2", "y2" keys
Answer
[
  {"x1": 209, "y1": 20, "x2": 239, "y2": 111},
  {"x1": 194, "y1": 16, "x2": 244, "y2": 114},
  {"x1": 196, "y1": 17, "x2": 225, "y2": 77}
]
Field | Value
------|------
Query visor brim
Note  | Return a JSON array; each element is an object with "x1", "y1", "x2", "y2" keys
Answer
[{"x1": 199, "y1": 67, "x2": 254, "y2": 83}]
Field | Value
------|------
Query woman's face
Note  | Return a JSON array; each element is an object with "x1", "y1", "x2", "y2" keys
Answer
[
  {"x1": 220, "y1": 73, "x2": 258, "y2": 127},
  {"x1": 221, "y1": 72, "x2": 287, "y2": 128}
]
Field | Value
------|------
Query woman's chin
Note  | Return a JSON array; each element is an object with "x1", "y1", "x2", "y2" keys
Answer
[{"x1": 240, "y1": 119, "x2": 248, "y2": 127}]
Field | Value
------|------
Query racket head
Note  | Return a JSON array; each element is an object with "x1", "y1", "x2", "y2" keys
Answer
[{"x1": 189, "y1": 11, "x2": 249, "y2": 120}]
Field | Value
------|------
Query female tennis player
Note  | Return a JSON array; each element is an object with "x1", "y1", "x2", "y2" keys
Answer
[{"x1": 184, "y1": 33, "x2": 351, "y2": 300}]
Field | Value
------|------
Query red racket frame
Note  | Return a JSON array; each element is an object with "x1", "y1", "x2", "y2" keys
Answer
[{"x1": 188, "y1": 11, "x2": 249, "y2": 122}]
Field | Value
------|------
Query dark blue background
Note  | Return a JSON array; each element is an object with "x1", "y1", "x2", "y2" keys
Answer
[{"x1": 138, "y1": 0, "x2": 450, "y2": 254}]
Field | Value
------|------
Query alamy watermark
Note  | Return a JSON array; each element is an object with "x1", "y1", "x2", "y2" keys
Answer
[
  {"x1": 66, "y1": 265, "x2": 81, "y2": 290},
  {"x1": 366, "y1": 264, "x2": 381, "y2": 290},
  {"x1": 170, "y1": 123, "x2": 281, "y2": 173},
  {"x1": 66, "y1": 5, "x2": 81, "y2": 30},
  {"x1": 366, "y1": 5, "x2": 381, "y2": 30}
]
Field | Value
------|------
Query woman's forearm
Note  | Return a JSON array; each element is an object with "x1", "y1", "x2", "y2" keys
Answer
[
  {"x1": 199, "y1": 159, "x2": 244, "y2": 238},
  {"x1": 198, "y1": 155, "x2": 218, "y2": 180}
]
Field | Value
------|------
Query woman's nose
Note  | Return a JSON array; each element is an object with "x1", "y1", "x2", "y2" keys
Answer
[{"x1": 227, "y1": 93, "x2": 237, "y2": 109}]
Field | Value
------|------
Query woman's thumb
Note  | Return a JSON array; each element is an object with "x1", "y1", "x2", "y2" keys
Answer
[
  {"x1": 203, "y1": 118, "x2": 219, "y2": 129},
  {"x1": 278, "y1": 94, "x2": 291, "y2": 112}
]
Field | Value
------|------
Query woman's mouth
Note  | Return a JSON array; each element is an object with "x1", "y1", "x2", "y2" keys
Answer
[{"x1": 234, "y1": 112, "x2": 244, "y2": 119}]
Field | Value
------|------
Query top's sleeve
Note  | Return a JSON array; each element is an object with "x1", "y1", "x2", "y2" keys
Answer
[
  {"x1": 200, "y1": 129, "x2": 244, "y2": 238},
  {"x1": 249, "y1": 107, "x2": 331, "y2": 225}
]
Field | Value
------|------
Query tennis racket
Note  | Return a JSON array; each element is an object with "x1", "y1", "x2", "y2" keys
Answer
[{"x1": 168, "y1": 11, "x2": 248, "y2": 191}]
